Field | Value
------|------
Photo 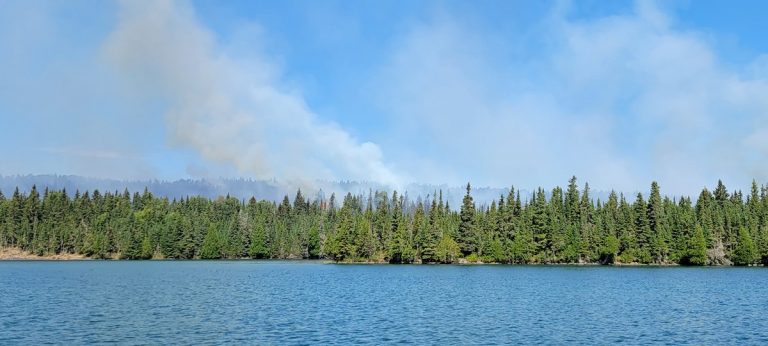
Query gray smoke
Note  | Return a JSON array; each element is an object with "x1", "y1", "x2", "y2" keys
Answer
[{"x1": 103, "y1": 0, "x2": 403, "y2": 189}]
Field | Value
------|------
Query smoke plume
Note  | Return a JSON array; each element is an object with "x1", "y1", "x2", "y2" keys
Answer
[{"x1": 104, "y1": 0, "x2": 402, "y2": 188}]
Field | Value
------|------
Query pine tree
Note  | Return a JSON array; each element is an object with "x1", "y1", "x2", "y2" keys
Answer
[
  {"x1": 696, "y1": 188, "x2": 715, "y2": 247},
  {"x1": 599, "y1": 233, "x2": 619, "y2": 264},
  {"x1": 0, "y1": 190, "x2": 7, "y2": 247},
  {"x1": 140, "y1": 234, "x2": 153, "y2": 259},
  {"x1": 293, "y1": 189, "x2": 306, "y2": 214},
  {"x1": 683, "y1": 224, "x2": 708, "y2": 266},
  {"x1": 563, "y1": 177, "x2": 582, "y2": 262},
  {"x1": 547, "y1": 186, "x2": 566, "y2": 261},
  {"x1": 200, "y1": 224, "x2": 223, "y2": 259},
  {"x1": 244, "y1": 198, "x2": 268, "y2": 258},
  {"x1": 420, "y1": 197, "x2": 441, "y2": 262},
  {"x1": 748, "y1": 180, "x2": 761, "y2": 231},
  {"x1": 354, "y1": 212, "x2": 376, "y2": 260},
  {"x1": 511, "y1": 224, "x2": 534, "y2": 264},
  {"x1": 732, "y1": 226, "x2": 757, "y2": 266},
  {"x1": 457, "y1": 183, "x2": 476, "y2": 255},
  {"x1": 633, "y1": 192, "x2": 651, "y2": 263},
  {"x1": 647, "y1": 181, "x2": 669, "y2": 263},
  {"x1": 565, "y1": 176, "x2": 580, "y2": 226},
  {"x1": 579, "y1": 182, "x2": 595, "y2": 262},
  {"x1": 671, "y1": 197, "x2": 697, "y2": 263},
  {"x1": 306, "y1": 221, "x2": 321, "y2": 259},
  {"x1": 373, "y1": 191, "x2": 390, "y2": 254},
  {"x1": 389, "y1": 205, "x2": 413, "y2": 263},
  {"x1": 435, "y1": 234, "x2": 460, "y2": 263},
  {"x1": 2, "y1": 178, "x2": 767, "y2": 265},
  {"x1": 330, "y1": 193, "x2": 362, "y2": 261},
  {"x1": 757, "y1": 225, "x2": 768, "y2": 265}
]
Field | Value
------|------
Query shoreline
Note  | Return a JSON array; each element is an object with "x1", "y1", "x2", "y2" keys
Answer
[
  {"x1": 0, "y1": 248, "x2": 87, "y2": 260},
  {"x1": 2, "y1": 248, "x2": 758, "y2": 266}
]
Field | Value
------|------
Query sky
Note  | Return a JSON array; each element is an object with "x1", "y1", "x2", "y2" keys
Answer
[{"x1": 1, "y1": 0, "x2": 768, "y2": 196}]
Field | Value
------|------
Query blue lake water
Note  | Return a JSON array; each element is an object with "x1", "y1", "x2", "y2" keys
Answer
[{"x1": 0, "y1": 261, "x2": 766, "y2": 345}]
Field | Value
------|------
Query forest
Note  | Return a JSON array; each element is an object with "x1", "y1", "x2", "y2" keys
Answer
[{"x1": 0, "y1": 177, "x2": 766, "y2": 265}]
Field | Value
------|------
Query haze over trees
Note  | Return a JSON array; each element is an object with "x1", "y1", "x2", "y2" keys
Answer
[{"x1": 1, "y1": 177, "x2": 766, "y2": 265}]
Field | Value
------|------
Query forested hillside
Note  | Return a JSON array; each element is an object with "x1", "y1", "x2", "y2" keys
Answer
[
  {"x1": 0, "y1": 177, "x2": 766, "y2": 265},
  {"x1": 0, "y1": 174, "x2": 518, "y2": 209}
]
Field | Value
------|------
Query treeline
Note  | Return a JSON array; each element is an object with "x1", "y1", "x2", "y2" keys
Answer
[{"x1": 0, "y1": 177, "x2": 766, "y2": 265}]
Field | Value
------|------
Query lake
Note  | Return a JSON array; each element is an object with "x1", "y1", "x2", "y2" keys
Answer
[{"x1": 0, "y1": 262, "x2": 766, "y2": 345}]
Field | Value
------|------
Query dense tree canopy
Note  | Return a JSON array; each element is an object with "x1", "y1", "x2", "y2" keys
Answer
[{"x1": 1, "y1": 177, "x2": 767, "y2": 265}]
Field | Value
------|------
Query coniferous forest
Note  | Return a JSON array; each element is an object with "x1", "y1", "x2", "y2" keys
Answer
[{"x1": 0, "y1": 177, "x2": 766, "y2": 266}]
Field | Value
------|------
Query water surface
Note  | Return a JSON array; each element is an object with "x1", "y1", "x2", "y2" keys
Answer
[{"x1": 1, "y1": 261, "x2": 766, "y2": 345}]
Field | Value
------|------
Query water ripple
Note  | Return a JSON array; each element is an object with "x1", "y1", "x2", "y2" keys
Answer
[{"x1": 0, "y1": 262, "x2": 767, "y2": 345}]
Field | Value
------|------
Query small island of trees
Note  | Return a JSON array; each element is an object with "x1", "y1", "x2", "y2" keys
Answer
[{"x1": 0, "y1": 177, "x2": 765, "y2": 265}]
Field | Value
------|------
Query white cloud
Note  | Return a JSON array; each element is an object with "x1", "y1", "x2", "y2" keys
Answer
[
  {"x1": 4, "y1": 0, "x2": 768, "y2": 196},
  {"x1": 377, "y1": 1, "x2": 768, "y2": 195}
]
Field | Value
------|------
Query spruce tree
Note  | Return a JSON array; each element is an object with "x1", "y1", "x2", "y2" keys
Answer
[
  {"x1": 457, "y1": 183, "x2": 476, "y2": 255},
  {"x1": 511, "y1": 224, "x2": 534, "y2": 264},
  {"x1": 684, "y1": 224, "x2": 708, "y2": 266},
  {"x1": 599, "y1": 233, "x2": 619, "y2": 264},
  {"x1": 420, "y1": 197, "x2": 441, "y2": 262},
  {"x1": 579, "y1": 182, "x2": 595, "y2": 261},
  {"x1": 633, "y1": 192, "x2": 651, "y2": 263},
  {"x1": 696, "y1": 188, "x2": 715, "y2": 247},
  {"x1": 757, "y1": 225, "x2": 768, "y2": 265},
  {"x1": 200, "y1": 224, "x2": 223, "y2": 259},
  {"x1": 565, "y1": 176, "x2": 580, "y2": 227},
  {"x1": 435, "y1": 234, "x2": 461, "y2": 263},
  {"x1": 732, "y1": 226, "x2": 757, "y2": 266},
  {"x1": 0, "y1": 190, "x2": 6, "y2": 247},
  {"x1": 2, "y1": 177, "x2": 767, "y2": 265},
  {"x1": 647, "y1": 181, "x2": 669, "y2": 263}
]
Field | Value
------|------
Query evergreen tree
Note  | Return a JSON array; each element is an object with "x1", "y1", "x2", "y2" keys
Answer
[
  {"x1": 633, "y1": 192, "x2": 651, "y2": 263},
  {"x1": 420, "y1": 198, "x2": 441, "y2": 262},
  {"x1": 389, "y1": 213, "x2": 413, "y2": 263},
  {"x1": 757, "y1": 225, "x2": 768, "y2": 265},
  {"x1": 293, "y1": 189, "x2": 307, "y2": 214},
  {"x1": 599, "y1": 233, "x2": 619, "y2": 264},
  {"x1": 732, "y1": 226, "x2": 757, "y2": 266},
  {"x1": 0, "y1": 190, "x2": 7, "y2": 247},
  {"x1": 695, "y1": 188, "x2": 716, "y2": 246},
  {"x1": 579, "y1": 182, "x2": 595, "y2": 261},
  {"x1": 565, "y1": 176, "x2": 580, "y2": 226},
  {"x1": 2, "y1": 177, "x2": 767, "y2": 266},
  {"x1": 457, "y1": 183, "x2": 476, "y2": 255},
  {"x1": 647, "y1": 182, "x2": 669, "y2": 263},
  {"x1": 200, "y1": 224, "x2": 223, "y2": 259},
  {"x1": 435, "y1": 234, "x2": 460, "y2": 263},
  {"x1": 510, "y1": 224, "x2": 534, "y2": 264},
  {"x1": 683, "y1": 224, "x2": 708, "y2": 266}
]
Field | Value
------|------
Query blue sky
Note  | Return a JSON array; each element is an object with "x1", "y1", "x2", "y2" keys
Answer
[{"x1": 1, "y1": 0, "x2": 768, "y2": 195}]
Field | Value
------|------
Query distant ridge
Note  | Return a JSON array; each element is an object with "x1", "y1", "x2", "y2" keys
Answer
[{"x1": 0, "y1": 174, "x2": 618, "y2": 209}]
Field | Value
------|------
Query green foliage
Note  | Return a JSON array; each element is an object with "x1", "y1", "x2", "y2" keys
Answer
[
  {"x1": 510, "y1": 227, "x2": 534, "y2": 264},
  {"x1": 485, "y1": 238, "x2": 504, "y2": 263},
  {"x1": 249, "y1": 220, "x2": 269, "y2": 258},
  {"x1": 464, "y1": 253, "x2": 480, "y2": 263},
  {"x1": 682, "y1": 224, "x2": 708, "y2": 266},
  {"x1": 388, "y1": 211, "x2": 413, "y2": 263},
  {"x1": 435, "y1": 234, "x2": 461, "y2": 263},
  {"x1": 599, "y1": 234, "x2": 619, "y2": 264},
  {"x1": 140, "y1": 234, "x2": 153, "y2": 259},
  {"x1": 3, "y1": 177, "x2": 768, "y2": 266},
  {"x1": 200, "y1": 225, "x2": 224, "y2": 259},
  {"x1": 758, "y1": 225, "x2": 768, "y2": 265},
  {"x1": 457, "y1": 183, "x2": 476, "y2": 255},
  {"x1": 732, "y1": 227, "x2": 757, "y2": 266}
]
